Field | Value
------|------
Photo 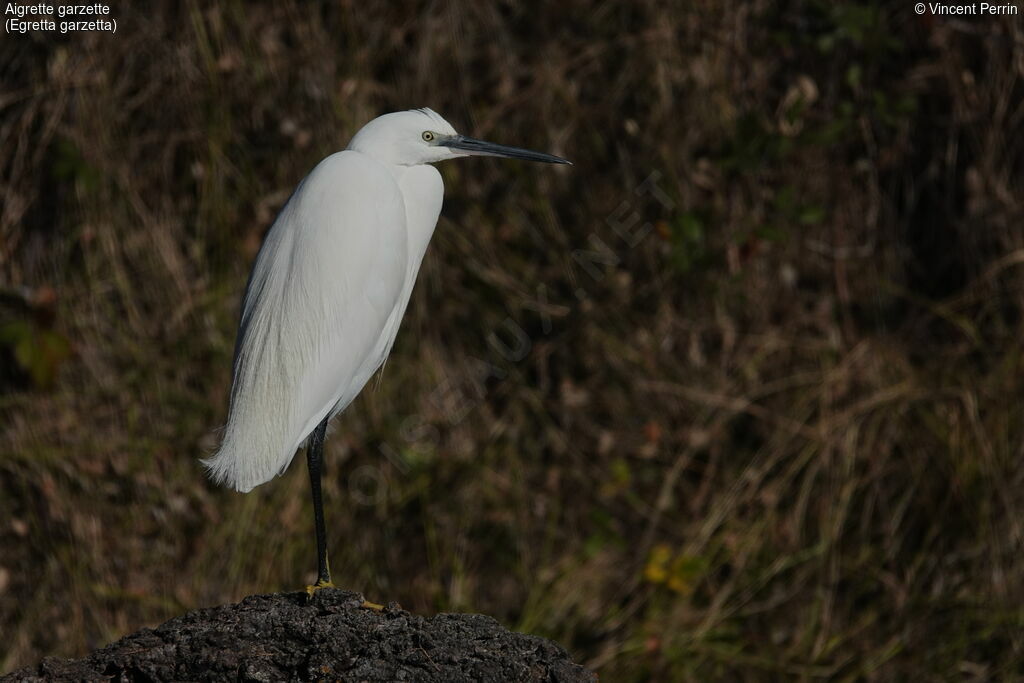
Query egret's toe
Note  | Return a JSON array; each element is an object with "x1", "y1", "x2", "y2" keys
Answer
[{"x1": 305, "y1": 579, "x2": 335, "y2": 597}]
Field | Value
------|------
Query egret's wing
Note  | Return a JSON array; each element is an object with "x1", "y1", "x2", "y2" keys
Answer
[{"x1": 205, "y1": 151, "x2": 408, "y2": 492}]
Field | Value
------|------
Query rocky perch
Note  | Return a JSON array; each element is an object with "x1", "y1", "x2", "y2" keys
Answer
[{"x1": 5, "y1": 589, "x2": 595, "y2": 682}]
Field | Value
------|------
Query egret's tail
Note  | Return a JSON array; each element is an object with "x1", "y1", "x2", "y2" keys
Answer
[
  {"x1": 201, "y1": 446, "x2": 254, "y2": 494},
  {"x1": 202, "y1": 421, "x2": 299, "y2": 493}
]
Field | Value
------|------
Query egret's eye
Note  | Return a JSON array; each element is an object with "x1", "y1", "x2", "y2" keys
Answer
[{"x1": 422, "y1": 131, "x2": 435, "y2": 142}]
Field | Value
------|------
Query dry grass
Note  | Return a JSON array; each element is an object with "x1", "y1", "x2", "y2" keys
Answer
[{"x1": 2, "y1": 1, "x2": 1023, "y2": 679}]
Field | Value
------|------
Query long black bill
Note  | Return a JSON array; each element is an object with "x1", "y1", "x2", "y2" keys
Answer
[{"x1": 439, "y1": 134, "x2": 571, "y2": 165}]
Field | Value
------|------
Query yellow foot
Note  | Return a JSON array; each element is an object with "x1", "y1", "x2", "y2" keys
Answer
[
  {"x1": 359, "y1": 600, "x2": 384, "y2": 611},
  {"x1": 305, "y1": 579, "x2": 335, "y2": 597}
]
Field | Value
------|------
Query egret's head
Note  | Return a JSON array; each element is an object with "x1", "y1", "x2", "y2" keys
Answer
[{"x1": 347, "y1": 108, "x2": 571, "y2": 167}]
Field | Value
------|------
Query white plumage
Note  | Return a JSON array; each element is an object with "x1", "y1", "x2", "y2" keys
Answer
[
  {"x1": 204, "y1": 112, "x2": 440, "y2": 491},
  {"x1": 203, "y1": 108, "x2": 569, "y2": 496}
]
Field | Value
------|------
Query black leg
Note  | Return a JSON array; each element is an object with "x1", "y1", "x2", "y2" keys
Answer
[{"x1": 307, "y1": 415, "x2": 331, "y2": 587}]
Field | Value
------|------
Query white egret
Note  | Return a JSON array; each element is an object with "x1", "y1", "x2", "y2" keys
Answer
[{"x1": 203, "y1": 108, "x2": 570, "y2": 594}]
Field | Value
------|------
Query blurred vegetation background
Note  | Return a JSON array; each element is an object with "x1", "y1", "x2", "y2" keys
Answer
[{"x1": 2, "y1": 0, "x2": 1023, "y2": 679}]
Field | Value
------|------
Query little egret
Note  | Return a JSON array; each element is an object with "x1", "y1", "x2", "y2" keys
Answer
[{"x1": 203, "y1": 108, "x2": 569, "y2": 594}]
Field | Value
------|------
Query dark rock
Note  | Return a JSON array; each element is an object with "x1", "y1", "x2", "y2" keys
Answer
[{"x1": 3, "y1": 589, "x2": 595, "y2": 682}]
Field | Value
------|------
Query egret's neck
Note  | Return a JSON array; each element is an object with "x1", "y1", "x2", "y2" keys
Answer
[{"x1": 395, "y1": 164, "x2": 444, "y2": 274}]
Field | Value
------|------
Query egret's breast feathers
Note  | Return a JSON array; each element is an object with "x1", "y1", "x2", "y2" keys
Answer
[{"x1": 349, "y1": 163, "x2": 445, "y2": 392}]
